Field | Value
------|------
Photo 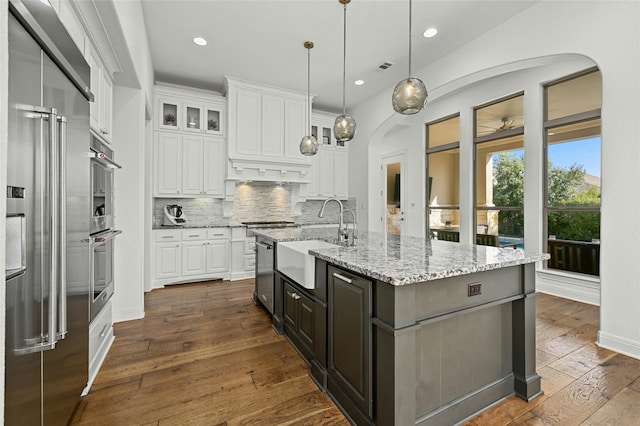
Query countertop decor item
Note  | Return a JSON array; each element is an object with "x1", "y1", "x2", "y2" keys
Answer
[
  {"x1": 333, "y1": 0, "x2": 357, "y2": 142},
  {"x1": 300, "y1": 41, "x2": 319, "y2": 156},
  {"x1": 392, "y1": 0, "x2": 428, "y2": 115}
]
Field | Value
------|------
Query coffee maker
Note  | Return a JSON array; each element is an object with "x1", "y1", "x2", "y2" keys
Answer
[{"x1": 163, "y1": 204, "x2": 187, "y2": 226}]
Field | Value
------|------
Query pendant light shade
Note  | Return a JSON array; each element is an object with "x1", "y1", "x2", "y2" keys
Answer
[
  {"x1": 333, "y1": 0, "x2": 356, "y2": 142},
  {"x1": 300, "y1": 41, "x2": 319, "y2": 156},
  {"x1": 334, "y1": 114, "x2": 357, "y2": 142},
  {"x1": 392, "y1": 0, "x2": 428, "y2": 115}
]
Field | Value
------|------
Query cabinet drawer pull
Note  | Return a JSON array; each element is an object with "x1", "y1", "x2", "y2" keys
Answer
[
  {"x1": 188, "y1": 234, "x2": 199, "y2": 238},
  {"x1": 213, "y1": 233, "x2": 224, "y2": 237},
  {"x1": 333, "y1": 272, "x2": 352, "y2": 284},
  {"x1": 162, "y1": 236, "x2": 172, "y2": 239},
  {"x1": 291, "y1": 292, "x2": 301, "y2": 300}
]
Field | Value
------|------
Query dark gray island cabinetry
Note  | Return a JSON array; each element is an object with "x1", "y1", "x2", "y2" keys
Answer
[{"x1": 253, "y1": 229, "x2": 549, "y2": 426}]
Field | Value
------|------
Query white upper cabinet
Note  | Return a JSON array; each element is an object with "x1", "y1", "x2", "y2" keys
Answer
[
  {"x1": 84, "y1": 40, "x2": 113, "y2": 143},
  {"x1": 155, "y1": 132, "x2": 183, "y2": 196},
  {"x1": 153, "y1": 85, "x2": 227, "y2": 198},
  {"x1": 155, "y1": 86, "x2": 226, "y2": 137},
  {"x1": 305, "y1": 112, "x2": 349, "y2": 200},
  {"x1": 285, "y1": 97, "x2": 307, "y2": 160},
  {"x1": 226, "y1": 77, "x2": 311, "y2": 182},
  {"x1": 154, "y1": 133, "x2": 225, "y2": 198},
  {"x1": 203, "y1": 137, "x2": 225, "y2": 196}
]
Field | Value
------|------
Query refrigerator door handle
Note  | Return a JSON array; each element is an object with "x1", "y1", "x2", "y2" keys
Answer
[
  {"x1": 57, "y1": 115, "x2": 68, "y2": 340},
  {"x1": 12, "y1": 109, "x2": 60, "y2": 356},
  {"x1": 46, "y1": 108, "x2": 59, "y2": 349}
]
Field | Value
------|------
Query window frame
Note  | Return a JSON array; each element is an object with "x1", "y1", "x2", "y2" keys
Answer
[
  {"x1": 542, "y1": 67, "x2": 601, "y2": 276},
  {"x1": 426, "y1": 113, "x2": 461, "y2": 240},
  {"x1": 473, "y1": 92, "x2": 525, "y2": 245}
]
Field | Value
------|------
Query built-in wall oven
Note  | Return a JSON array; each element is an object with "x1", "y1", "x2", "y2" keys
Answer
[
  {"x1": 90, "y1": 228, "x2": 121, "y2": 320},
  {"x1": 87, "y1": 133, "x2": 122, "y2": 321}
]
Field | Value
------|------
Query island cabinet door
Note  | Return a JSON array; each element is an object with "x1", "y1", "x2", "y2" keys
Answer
[
  {"x1": 282, "y1": 281, "x2": 316, "y2": 362},
  {"x1": 327, "y1": 266, "x2": 373, "y2": 420},
  {"x1": 283, "y1": 283, "x2": 298, "y2": 331},
  {"x1": 297, "y1": 292, "x2": 315, "y2": 351}
]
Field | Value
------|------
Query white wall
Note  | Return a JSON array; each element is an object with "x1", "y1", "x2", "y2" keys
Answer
[
  {"x1": 110, "y1": 0, "x2": 154, "y2": 104},
  {"x1": 349, "y1": 1, "x2": 640, "y2": 359},
  {"x1": 113, "y1": 85, "x2": 146, "y2": 322}
]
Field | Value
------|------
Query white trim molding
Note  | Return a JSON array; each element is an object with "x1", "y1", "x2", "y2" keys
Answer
[
  {"x1": 598, "y1": 331, "x2": 640, "y2": 360},
  {"x1": 536, "y1": 269, "x2": 600, "y2": 306}
]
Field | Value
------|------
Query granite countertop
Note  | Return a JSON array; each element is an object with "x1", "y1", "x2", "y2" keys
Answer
[{"x1": 253, "y1": 228, "x2": 550, "y2": 286}]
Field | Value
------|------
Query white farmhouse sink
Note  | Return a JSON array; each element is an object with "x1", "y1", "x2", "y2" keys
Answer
[{"x1": 277, "y1": 240, "x2": 339, "y2": 289}]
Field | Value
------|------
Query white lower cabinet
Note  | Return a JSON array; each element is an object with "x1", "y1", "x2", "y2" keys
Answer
[
  {"x1": 155, "y1": 242, "x2": 182, "y2": 279},
  {"x1": 152, "y1": 228, "x2": 230, "y2": 288},
  {"x1": 182, "y1": 241, "x2": 207, "y2": 276},
  {"x1": 86, "y1": 299, "x2": 114, "y2": 393},
  {"x1": 207, "y1": 240, "x2": 230, "y2": 274},
  {"x1": 230, "y1": 227, "x2": 256, "y2": 281}
]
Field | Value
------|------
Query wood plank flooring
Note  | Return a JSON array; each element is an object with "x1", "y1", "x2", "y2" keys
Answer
[{"x1": 70, "y1": 279, "x2": 640, "y2": 425}]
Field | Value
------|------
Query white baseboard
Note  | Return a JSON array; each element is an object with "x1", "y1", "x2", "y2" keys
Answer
[
  {"x1": 598, "y1": 331, "x2": 640, "y2": 360},
  {"x1": 113, "y1": 306, "x2": 145, "y2": 323},
  {"x1": 536, "y1": 269, "x2": 600, "y2": 306},
  {"x1": 230, "y1": 271, "x2": 255, "y2": 281}
]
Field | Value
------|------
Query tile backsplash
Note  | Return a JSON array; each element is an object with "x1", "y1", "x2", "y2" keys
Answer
[
  {"x1": 153, "y1": 197, "x2": 225, "y2": 227},
  {"x1": 153, "y1": 182, "x2": 357, "y2": 227}
]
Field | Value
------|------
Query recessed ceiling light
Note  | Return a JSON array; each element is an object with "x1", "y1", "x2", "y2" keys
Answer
[
  {"x1": 193, "y1": 37, "x2": 207, "y2": 46},
  {"x1": 423, "y1": 28, "x2": 438, "y2": 38},
  {"x1": 354, "y1": 80, "x2": 365, "y2": 86}
]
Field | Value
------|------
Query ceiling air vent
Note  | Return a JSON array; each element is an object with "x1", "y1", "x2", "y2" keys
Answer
[{"x1": 376, "y1": 61, "x2": 394, "y2": 71}]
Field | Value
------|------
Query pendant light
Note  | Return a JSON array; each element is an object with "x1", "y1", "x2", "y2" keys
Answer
[
  {"x1": 300, "y1": 41, "x2": 319, "y2": 156},
  {"x1": 392, "y1": 0, "x2": 428, "y2": 115},
  {"x1": 333, "y1": 0, "x2": 357, "y2": 142}
]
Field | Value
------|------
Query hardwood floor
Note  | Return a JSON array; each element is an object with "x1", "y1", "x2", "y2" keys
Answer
[
  {"x1": 467, "y1": 293, "x2": 640, "y2": 426},
  {"x1": 70, "y1": 279, "x2": 640, "y2": 425}
]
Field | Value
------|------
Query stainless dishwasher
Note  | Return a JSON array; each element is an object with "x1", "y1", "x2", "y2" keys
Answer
[{"x1": 255, "y1": 239, "x2": 274, "y2": 314}]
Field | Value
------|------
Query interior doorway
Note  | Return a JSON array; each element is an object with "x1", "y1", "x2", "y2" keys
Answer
[{"x1": 382, "y1": 153, "x2": 406, "y2": 236}]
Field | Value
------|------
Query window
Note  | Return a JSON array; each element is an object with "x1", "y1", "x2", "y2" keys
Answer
[
  {"x1": 474, "y1": 93, "x2": 525, "y2": 248},
  {"x1": 426, "y1": 115, "x2": 460, "y2": 241},
  {"x1": 544, "y1": 69, "x2": 601, "y2": 276}
]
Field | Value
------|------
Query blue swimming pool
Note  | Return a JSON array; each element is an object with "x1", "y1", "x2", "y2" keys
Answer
[{"x1": 499, "y1": 236, "x2": 524, "y2": 248}]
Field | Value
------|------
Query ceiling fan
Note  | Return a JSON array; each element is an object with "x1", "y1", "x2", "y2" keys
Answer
[{"x1": 478, "y1": 116, "x2": 517, "y2": 134}]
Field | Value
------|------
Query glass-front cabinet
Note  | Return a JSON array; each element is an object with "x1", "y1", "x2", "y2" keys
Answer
[
  {"x1": 158, "y1": 97, "x2": 181, "y2": 130},
  {"x1": 156, "y1": 90, "x2": 225, "y2": 136},
  {"x1": 184, "y1": 105, "x2": 202, "y2": 131}
]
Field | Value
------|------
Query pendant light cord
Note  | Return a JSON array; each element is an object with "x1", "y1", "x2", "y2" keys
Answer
[
  {"x1": 408, "y1": 0, "x2": 412, "y2": 78},
  {"x1": 307, "y1": 45, "x2": 311, "y2": 134},
  {"x1": 342, "y1": 2, "x2": 347, "y2": 115}
]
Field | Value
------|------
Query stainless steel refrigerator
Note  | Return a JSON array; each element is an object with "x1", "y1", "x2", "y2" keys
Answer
[{"x1": 5, "y1": 0, "x2": 93, "y2": 424}]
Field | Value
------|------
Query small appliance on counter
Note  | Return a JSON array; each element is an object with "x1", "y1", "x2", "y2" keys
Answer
[{"x1": 163, "y1": 204, "x2": 187, "y2": 226}]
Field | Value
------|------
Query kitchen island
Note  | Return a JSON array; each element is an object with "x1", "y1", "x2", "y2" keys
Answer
[{"x1": 254, "y1": 228, "x2": 549, "y2": 426}]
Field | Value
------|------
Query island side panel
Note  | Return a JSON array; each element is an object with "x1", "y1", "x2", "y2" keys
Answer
[
  {"x1": 374, "y1": 281, "x2": 418, "y2": 426},
  {"x1": 512, "y1": 262, "x2": 542, "y2": 401},
  {"x1": 374, "y1": 264, "x2": 536, "y2": 425}
]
